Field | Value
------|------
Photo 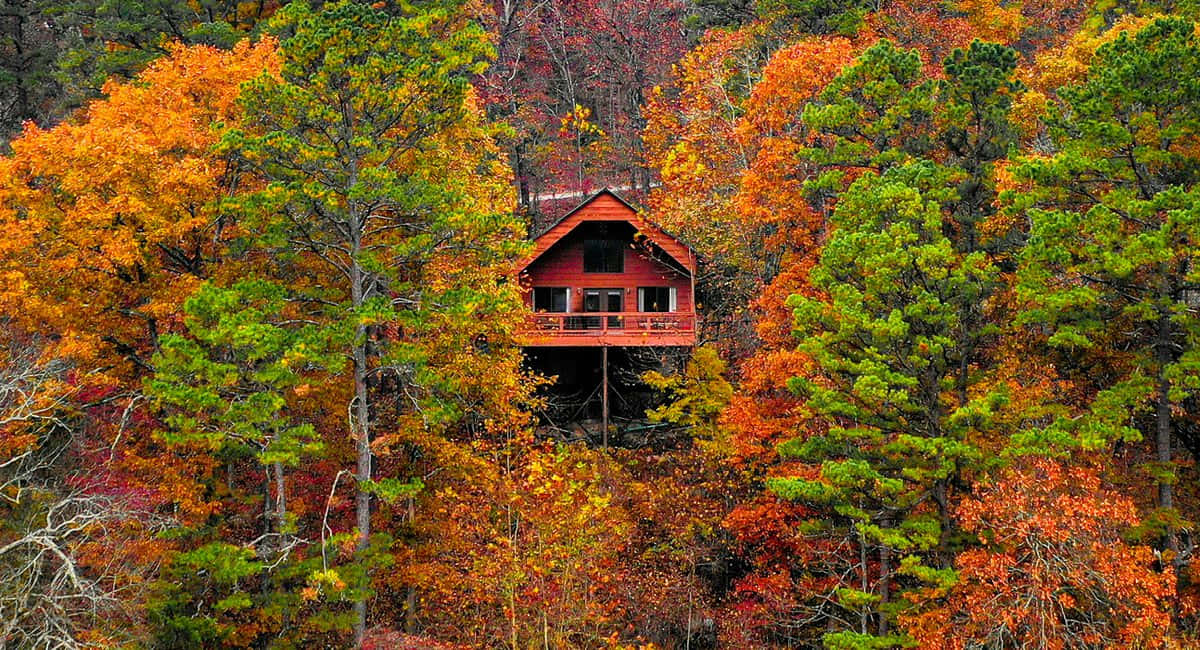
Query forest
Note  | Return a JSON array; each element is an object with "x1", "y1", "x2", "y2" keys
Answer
[{"x1": 3, "y1": 0, "x2": 1200, "y2": 647}]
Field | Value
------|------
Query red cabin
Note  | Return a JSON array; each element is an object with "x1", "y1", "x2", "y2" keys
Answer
[{"x1": 517, "y1": 189, "x2": 697, "y2": 348}]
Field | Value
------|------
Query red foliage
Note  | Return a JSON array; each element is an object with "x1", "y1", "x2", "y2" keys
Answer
[
  {"x1": 478, "y1": 0, "x2": 687, "y2": 203},
  {"x1": 363, "y1": 629, "x2": 468, "y2": 650}
]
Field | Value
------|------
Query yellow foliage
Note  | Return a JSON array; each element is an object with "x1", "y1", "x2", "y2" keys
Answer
[{"x1": 957, "y1": 0, "x2": 1025, "y2": 44}]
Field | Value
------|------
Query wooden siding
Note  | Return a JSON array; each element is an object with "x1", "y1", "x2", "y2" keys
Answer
[
  {"x1": 522, "y1": 223, "x2": 692, "y2": 314},
  {"x1": 521, "y1": 190, "x2": 696, "y2": 274}
]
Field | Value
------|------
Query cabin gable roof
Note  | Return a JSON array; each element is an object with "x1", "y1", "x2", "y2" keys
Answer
[{"x1": 519, "y1": 189, "x2": 696, "y2": 274}]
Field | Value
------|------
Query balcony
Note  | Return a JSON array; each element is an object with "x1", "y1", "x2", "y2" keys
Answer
[{"x1": 520, "y1": 311, "x2": 697, "y2": 347}]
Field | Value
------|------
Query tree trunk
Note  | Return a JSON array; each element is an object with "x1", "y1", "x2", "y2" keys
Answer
[
  {"x1": 858, "y1": 530, "x2": 870, "y2": 636},
  {"x1": 1157, "y1": 371, "x2": 1173, "y2": 512},
  {"x1": 516, "y1": 140, "x2": 531, "y2": 213},
  {"x1": 274, "y1": 460, "x2": 286, "y2": 538},
  {"x1": 876, "y1": 514, "x2": 893, "y2": 638},
  {"x1": 1156, "y1": 314, "x2": 1176, "y2": 553},
  {"x1": 351, "y1": 217, "x2": 373, "y2": 646},
  {"x1": 352, "y1": 334, "x2": 371, "y2": 645},
  {"x1": 933, "y1": 479, "x2": 952, "y2": 567},
  {"x1": 262, "y1": 467, "x2": 273, "y2": 546},
  {"x1": 404, "y1": 495, "x2": 417, "y2": 634},
  {"x1": 877, "y1": 544, "x2": 891, "y2": 638}
]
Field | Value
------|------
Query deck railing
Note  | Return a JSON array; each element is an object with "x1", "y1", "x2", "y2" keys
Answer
[{"x1": 526, "y1": 311, "x2": 696, "y2": 337}]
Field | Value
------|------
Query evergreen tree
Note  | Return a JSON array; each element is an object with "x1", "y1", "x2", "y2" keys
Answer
[
  {"x1": 47, "y1": 0, "x2": 265, "y2": 108},
  {"x1": 221, "y1": 1, "x2": 526, "y2": 642},
  {"x1": 1015, "y1": 17, "x2": 1200, "y2": 553},
  {"x1": 146, "y1": 280, "x2": 347, "y2": 646},
  {"x1": 768, "y1": 40, "x2": 1022, "y2": 646}
]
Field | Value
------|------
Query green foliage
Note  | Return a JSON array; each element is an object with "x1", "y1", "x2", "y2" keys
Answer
[
  {"x1": 361, "y1": 476, "x2": 425, "y2": 504},
  {"x1": 684, "y1": 0, "x2": 758, "y2": 31},
  {"x1": 940, "y1": 40, "x2": 1024, "y2": 254},
  {"x1": 1015, "y1": 18, "x2": 1200, "y2": 468},
  {"x1": 215, "y1": 1, "x2": 529, "y2": 640},
  {"x1": 755, "y1": 0, "x2": 873, "y2": 36},
  {"x1": 149, "y1": 542, "x2": 264, "y2": 647},
  {"x1": 783, "y1": 158, "x2": 1000, "y2": 525},
  {"x1": 145, "y1": 281, "x2": 351, "y2": 646},
  {"x1": 940, "y1": 40, "x2": 1022, "y2": 169},
  {"x1": 32, "y1": 0, "x2": 273, "y2": 121},
  {"x1": 50, "y1": 0, "x2": 265, "y2": 93},
  {"x1": 146, "y1": 536, "x2": 372, "y2": 648},
  {"x1": 147, "y1": 280, "x2": 336, "y2": 465},
  {"x1": 685, "y1": 0, "x2": 872, "y2": 37},
  {"x1": 1087, "y1": 0, "x2": 1200, "y2": 31},
  {"x1": 822, "y1": 630, "x2": 913, "y2": 649},
  {"x1": 13, "y1": 0, "x2": 1200, "y2": 647},
  {"x1": 800, "y1": 39, "x2": 936, "y2": 174},
  {"x1": 0, "y1": 0, "x2": 68, "y2": 140},
  {"x1": 220, "y1": 0, "x2": 519, "y2": 414}
]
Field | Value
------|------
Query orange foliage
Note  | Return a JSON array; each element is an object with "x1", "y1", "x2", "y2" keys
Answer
[
  {"x1": 958, "y1": 0, "x2": 1026, "y2": 45},
  {"x1": 735, "y1": 37, "x2": 857, "y2": 257},
  {"x1": 0, "y1": 41, "x2": 285, "y2": 530},
  {"x1": 644, "y1": 27, "x2": 762, "y2": 275},
  {"x1": 647, "y1": 32, "x2": 857, "y2": 280},
  {"x1": 0, "y1": 42, "x2": 285, "y2": 644},
  {"x1": 0, "y1": 39, "x2": 279, "y2": 382},
  {"x1": 707, "y1": 35, "x2": 859, "y2": 468},
  {"x1": 868, "y1": 0, "x2": 974, "y2": 65},
  {"x1": 904, "y1": 458, "x2": 1176, "y2": 649},
  {"x1": 870, "y1": 0, "x2": 1088, "y2": 68},
  {"x1": 381, "y1": 439, "x2": 726, "y2": 647},
  {"x1": 393, "y1": 443, "x2": 635, "y2": 646}
]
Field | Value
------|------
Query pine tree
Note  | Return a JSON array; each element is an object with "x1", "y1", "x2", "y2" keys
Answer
[
  {"x1": 221, "y1": 1, "x2": 525, "y2": 642},
  {"x1": 1015, "y1": 17, "x2": 1200, "y2": 553},
  {"x1": 768, "y1": 39, "x2": 1022, "y2": 645}
]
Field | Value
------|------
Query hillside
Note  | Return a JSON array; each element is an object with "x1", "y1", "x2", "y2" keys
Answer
[{"x1": 3, "y1": 1, "x2": 1200, "y2": 648}]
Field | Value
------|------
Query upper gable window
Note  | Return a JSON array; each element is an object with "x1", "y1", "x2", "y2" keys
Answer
[{"x1": 583, "y1": 238, "x2": 624, "y2": 273}]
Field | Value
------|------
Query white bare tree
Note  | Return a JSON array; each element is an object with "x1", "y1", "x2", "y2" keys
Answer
[{"x1": 0, "y1": 336, "x2": 167, "y2": 649}]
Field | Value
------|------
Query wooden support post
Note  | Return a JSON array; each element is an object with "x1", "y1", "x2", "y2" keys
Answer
[{"x1": 601, "y1": 345, "x2": 609, "y2": 450}]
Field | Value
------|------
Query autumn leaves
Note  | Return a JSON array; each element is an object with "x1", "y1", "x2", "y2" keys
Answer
[
  {"x1": 6, "y1": 0, "x2": 1200, "y2": 648},
  {"x1": 645, "y1": 9, "x2": 1200, "y2": 649}
]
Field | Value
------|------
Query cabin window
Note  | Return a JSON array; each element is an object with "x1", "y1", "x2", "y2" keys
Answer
[
  {"x1": 638, "y1": 287, "x2": 676, "y2": 312},
  {"x1": 583, "y1": 239, "x2": 624, "y2": 273},
  {"x1": 533, "y1": 287, "x2": 569, "y2": 312}
]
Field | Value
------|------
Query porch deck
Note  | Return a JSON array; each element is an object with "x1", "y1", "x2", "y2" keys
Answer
[{"x1": 519, "y1": 311, "x2": 697, "y2": 347}]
